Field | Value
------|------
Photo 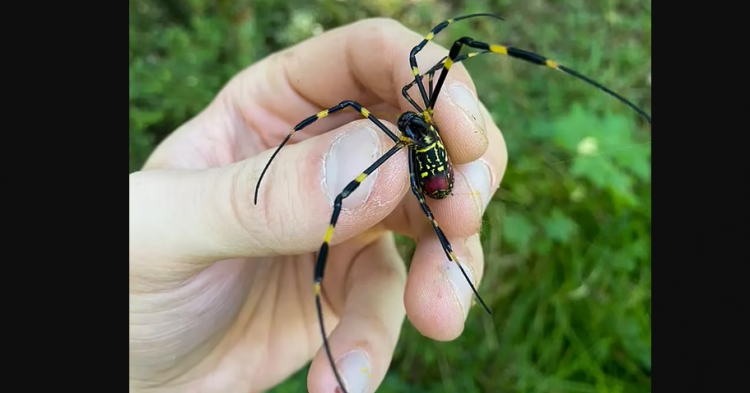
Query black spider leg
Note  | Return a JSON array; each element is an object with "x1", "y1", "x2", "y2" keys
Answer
[
  {"x1": 315, "y1": 141, "x2": 407, "y2": 393},
  {"x1": 407, "y1": 148, "x2": 492, "y2": 315},
  {"x1": 254, "y1": 100, "x2": 402, "y2": 204},
  {"x1": 402, "y1": 50, "x2": 491, "y2": 111},
  {"x1": 401, "y1": 80, "x2": 425, "y2": 112},
  {"x1": 428, "y1": 37, "x2": 651, "y2": 124},
  {"x1": 408, "y1": 13, "x2": 504, "y2": 116}
]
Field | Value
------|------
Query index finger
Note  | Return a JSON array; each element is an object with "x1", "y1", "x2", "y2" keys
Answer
[{"x1": 229, "y1": 17, "x2": 493, "y2": 164}]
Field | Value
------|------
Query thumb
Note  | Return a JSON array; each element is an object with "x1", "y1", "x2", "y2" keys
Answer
[{"x1": 129, "y1": 119, "x2": 409, "y2": 269}]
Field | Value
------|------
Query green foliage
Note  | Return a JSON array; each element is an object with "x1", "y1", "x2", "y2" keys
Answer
[
  {"x1": 129, "y1": 0, "x2": 266, "y2": 171},
  {"x1": 130, "y1": 0, "x2": 651, "y2": 391}
]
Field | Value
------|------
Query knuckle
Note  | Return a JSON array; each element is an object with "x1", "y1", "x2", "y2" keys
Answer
[
  {"x1": 221, "y1": 160, "x2": 287, "y2": 255},
  {"x1": 225, "y1": 162, "x2": 262, "y2": 247},
  {"x1": 356, "y1": 17, "x2": 405, "y2": 31},
  {"x1": 355, "y1": 17, "x2": 408, "y2": 52},
  {"x1": 255, "y1": 165, "x2": 291, "y2": 252},
  {"x1": 241, "y1": 156, "x2": 305, "y2": 254}
]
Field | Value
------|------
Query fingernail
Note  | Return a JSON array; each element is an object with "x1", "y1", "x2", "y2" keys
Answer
[
  {"x1": 462, "y1": 159, "x2": 494, "y2": 212},
  {"x1": 449, "y1": 82, "x2": 485, "y2": 135},
  {"x1": 335, "y1": 350, "x2": 371, "y2": 393},
  {"x1": 441, "y1": 260, "x2": 475, "y2": 317},
  {"x1": 324, "y1": 127, "x2": 380, "y2": 210}
]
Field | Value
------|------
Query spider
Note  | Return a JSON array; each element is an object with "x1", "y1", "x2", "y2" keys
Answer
[{"x1": 253, "y1": 12, "x2": 651, "y2": 393}]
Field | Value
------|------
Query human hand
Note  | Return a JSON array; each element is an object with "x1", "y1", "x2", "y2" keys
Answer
[{"x1": 129, "y1": 17, "x2": 507, "y2": 393}]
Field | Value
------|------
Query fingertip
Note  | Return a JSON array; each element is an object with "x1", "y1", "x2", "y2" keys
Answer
[
  {"x1": 413, "y1": 105, "x2": 507, "y2": 240},
  {"x1": 432, "y1": 80, "x2": 490, "y2": 164},
  {"x1": 411, "y1": 159, "x2": 492, "y2": 241},
  {"x1": 308, "y1": 235, "x2": 406, "y2": 393},
  {"x1": 404, "y1": 234, "x2": 485, "y2": 341},
  {"x1": 319, "y1": 119, "x2": 411, "y2": 244},
  {"x1": 246, "y1": 118, "x2": 410, "y2": 255},
  {"x1": 479, "y1": 100, "x2": 509, "y2": 177}
]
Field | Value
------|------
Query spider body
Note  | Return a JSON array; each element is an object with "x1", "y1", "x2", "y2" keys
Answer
[
  {"x1": 398, "y1": 111, "x2": 455, "y2": 199},
  {"x1": 253, "y1": 12, "x2": 651, "y2": 393}
]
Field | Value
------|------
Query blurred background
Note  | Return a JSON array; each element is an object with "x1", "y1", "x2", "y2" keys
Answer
[{"x1": 129, "y1": 0, "x2": 651, "y2": 392}]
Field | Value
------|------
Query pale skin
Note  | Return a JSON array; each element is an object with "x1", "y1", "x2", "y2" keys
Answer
[{"x1": 129, "y1": 18, "x2": 508, "y2": 393}]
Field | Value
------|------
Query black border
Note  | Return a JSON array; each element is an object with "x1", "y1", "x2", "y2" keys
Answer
[
  {"x1": 11, "y1": 1, "x2": 743, "y2": 391},
  {"x1": 5, "y1": 1, "x2": 121, "y2": 389},
  {"x1": 653, "y1": 2, "x2": 745, "y2": 391}
]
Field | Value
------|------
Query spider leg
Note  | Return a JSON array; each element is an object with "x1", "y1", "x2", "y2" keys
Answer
[
  {"x1": 427, "y1": 37, "x2": 651, "y2": 124},
  {"x1": 314, "y1": 141, "x2": 407, "y2": 393},
  {"x1": 407, "y1": 148, "x2": 492, "y2": 314},
  {"x1": 255, "y1": 100, "x2": 404, "y2": 204},
  {"x1": 407, "y1": 13, "x2": 503, "y2": 121},
  {"x1": 401, "y1": 50, "x2": 490, "y2": 115}
]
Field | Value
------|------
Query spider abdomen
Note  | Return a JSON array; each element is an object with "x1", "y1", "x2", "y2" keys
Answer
[{"x1": 413, "y1": 141, "x2": 454, "y2": 199}]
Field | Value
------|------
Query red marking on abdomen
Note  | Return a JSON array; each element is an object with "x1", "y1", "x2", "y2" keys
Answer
[
  {"x1": 423, "y1": 175, "x2": 450, "y2": 194},
  {"x1": 421, "y1": 166, "x2": 454, "y2": 199}
]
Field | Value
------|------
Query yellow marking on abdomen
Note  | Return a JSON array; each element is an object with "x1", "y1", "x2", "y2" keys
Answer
[
  {"x1": 317, "y1": 110, "x2": 329, "y2": 118},
  {"x1": 323, "y1": 224, "x2": 334, "y2": 244},
  {"x1": 437, "y1": 166, "x2": 444, "y2": 172},
  {"x1": 355, "y1": 173, "x2": 367, "y2": 183},
  {"x1": 489, "y1": 45, "x2": 508, "y2": 55},
  {"x1": 546, "y1": 60, "x2": 559, "y2": 69},
  {"x1": 416, "y1": 142, "x2": 437, "y2": 153},
  {"x1": 360, "y1": 108, "x2": 370, "y2": 117},
  {"x1": 420, "y1": 172, "x2": 429, "y2": 178}
]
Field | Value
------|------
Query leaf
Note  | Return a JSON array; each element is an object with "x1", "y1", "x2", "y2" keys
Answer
[
  {"x1": 543, "y1": 209, "x2": 578, "y2": 243},
  {"x1": 502, "y1": 211, "x2": 536, "y2": 252}
]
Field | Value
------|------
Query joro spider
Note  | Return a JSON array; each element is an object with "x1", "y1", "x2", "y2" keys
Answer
[{"x1": 254, "y1": 12, "x2": 652, "y2": 393}]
